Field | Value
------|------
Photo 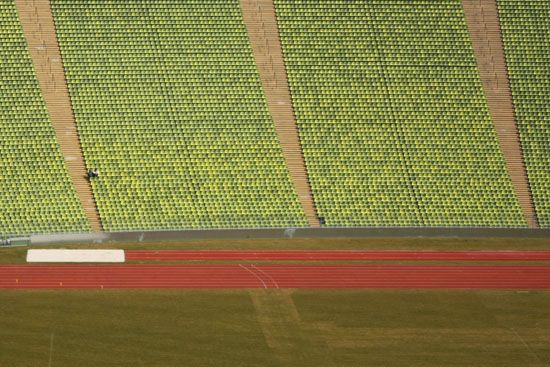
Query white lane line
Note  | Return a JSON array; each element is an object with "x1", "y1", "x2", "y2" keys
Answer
[
  {"x1": 251, "y1": 265, "x2": 279, "y2": 289},
  {"x1": 239, "y1": 264, "x2": 267, "y2": 289}
]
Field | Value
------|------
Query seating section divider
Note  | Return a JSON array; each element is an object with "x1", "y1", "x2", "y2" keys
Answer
[{"x1": 497, "y1": 0, "x2": 550, "y2": 227}]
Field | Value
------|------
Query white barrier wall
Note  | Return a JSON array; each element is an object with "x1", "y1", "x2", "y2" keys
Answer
[{"x1": 27, "y1": 250, "x2": 125, "y2": 263}]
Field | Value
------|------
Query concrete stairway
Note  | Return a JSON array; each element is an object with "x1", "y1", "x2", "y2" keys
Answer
[
  {"x1": 15, "y1": 0, "x2": 102, "y2": 231},
  {"x1": 240, "y1": 0, "x2": 320, "y2": 227},
  {"x1": 462, "y1": 0, "x2": 539, "y2": 228}
]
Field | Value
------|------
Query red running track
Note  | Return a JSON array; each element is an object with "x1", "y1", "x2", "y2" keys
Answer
[
  {"x1": 125, "y1": 250, "x2": 550, "y2": 262},
  {"x1": 1, "y1": 265, "x2": 549, "y2": 289}
]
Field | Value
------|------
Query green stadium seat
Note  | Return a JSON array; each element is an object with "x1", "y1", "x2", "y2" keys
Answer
[
  {"x1": 275, "y1": 0, "x2": 526, "y2": 227},
  {"x1": 0, "y1": 0, "x2": 89, "y2": 236},
  {"x1": 51, "y1": 0, "x2": 307, "y2": 231},
  {"x1": 497, "y1": 0, "x2": 550, "y2": 228}
]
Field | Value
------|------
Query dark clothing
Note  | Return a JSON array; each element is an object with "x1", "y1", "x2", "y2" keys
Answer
[{"x1": 87, "y1": 170, "x2": 99, "y2": 179}]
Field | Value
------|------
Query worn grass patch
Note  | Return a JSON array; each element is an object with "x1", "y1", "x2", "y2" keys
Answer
[{"x1": 292, "y1": 290, "x2": 550, "y2": 366}]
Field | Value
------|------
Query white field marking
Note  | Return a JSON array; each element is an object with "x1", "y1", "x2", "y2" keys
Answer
[
  {"x1": 27, "y1": 250, "x2": 125, "y2": 263},
  {"x1": 510, "y1": 328, "x2": 543, "y2": 363},
  {"x1": 48, "y1": 332, "x2": 54, "y2": 367},
  {"x1": 251, "y1": 264, "x2": 279, "y2": 289},
  {"x1": 239, "y1": 264, "x2": 267, "y2": 289}
]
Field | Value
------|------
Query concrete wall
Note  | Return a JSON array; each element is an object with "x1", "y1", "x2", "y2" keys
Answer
[{"x1": 22, "y1": 227, "x2": 550, "y2": 246}]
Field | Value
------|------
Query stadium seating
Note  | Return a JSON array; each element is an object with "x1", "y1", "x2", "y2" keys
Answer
[
  {"x1": 497, "y1": 0, "x2": 550, "y2": 228},
  {"x1": 0, "y1": 1, "x2": 89, "y2": 236},
  {"x1": 51, "y1": 0, "x2": 307, "y2": 230},
  {"x1": 275, "y1": 0, "x2": 525, "y2": 227}
]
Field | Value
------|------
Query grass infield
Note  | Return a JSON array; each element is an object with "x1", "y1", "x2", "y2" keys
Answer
[{"x1": 0, "y1": 289, "x2": 549, "y2": 366}]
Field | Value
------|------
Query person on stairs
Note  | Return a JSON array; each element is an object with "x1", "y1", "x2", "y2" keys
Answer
[{"x1": 87, "y1": 168, "x2": 99, "y2": 180}]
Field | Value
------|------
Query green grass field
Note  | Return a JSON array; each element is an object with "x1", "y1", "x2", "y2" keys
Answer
[{"x1": 0, "y1": 290, "x2": 549, "y2": 366}]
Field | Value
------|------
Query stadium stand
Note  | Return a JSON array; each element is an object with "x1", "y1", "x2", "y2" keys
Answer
[
  {"x1": 462, "y1": 0, "x2": 538, "y2": 228},
  {"x1": 275, "y1": 0, "x2": 526, "y2": 227},
  {"x1": 0, "y1": 0, "x2": 89, "y2": 236},
  {"x1": 51, "y1": 0, "x2": 307, "y2": 231},
  {"x1": 497, "y1": 0, "x2": 550, "y2": 228},
  {"x1": 14, "y1": 0, "x2": 102, "y2": 231},
  {"x1": 240, "y1": 0, "x2": 320, "y2": 227}
]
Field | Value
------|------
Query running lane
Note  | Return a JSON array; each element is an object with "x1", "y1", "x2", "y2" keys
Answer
[
  {"x1": 125, "y1": 250, "x2": 550, "y2": 262},
  {"x1": 1, "y1": 265, "x2": 549, "y2": 289}
]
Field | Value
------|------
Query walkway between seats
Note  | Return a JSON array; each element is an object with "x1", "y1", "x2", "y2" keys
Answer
[
  {"x1": 240, "y1": 0, "x2": 320, "y2": 227},
  {"x1": 15, "y1": 0, "x2": 101, "y2": 231},
  {"x1": 462, "y1": 0, "x2": 538, "y2": 228}
]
